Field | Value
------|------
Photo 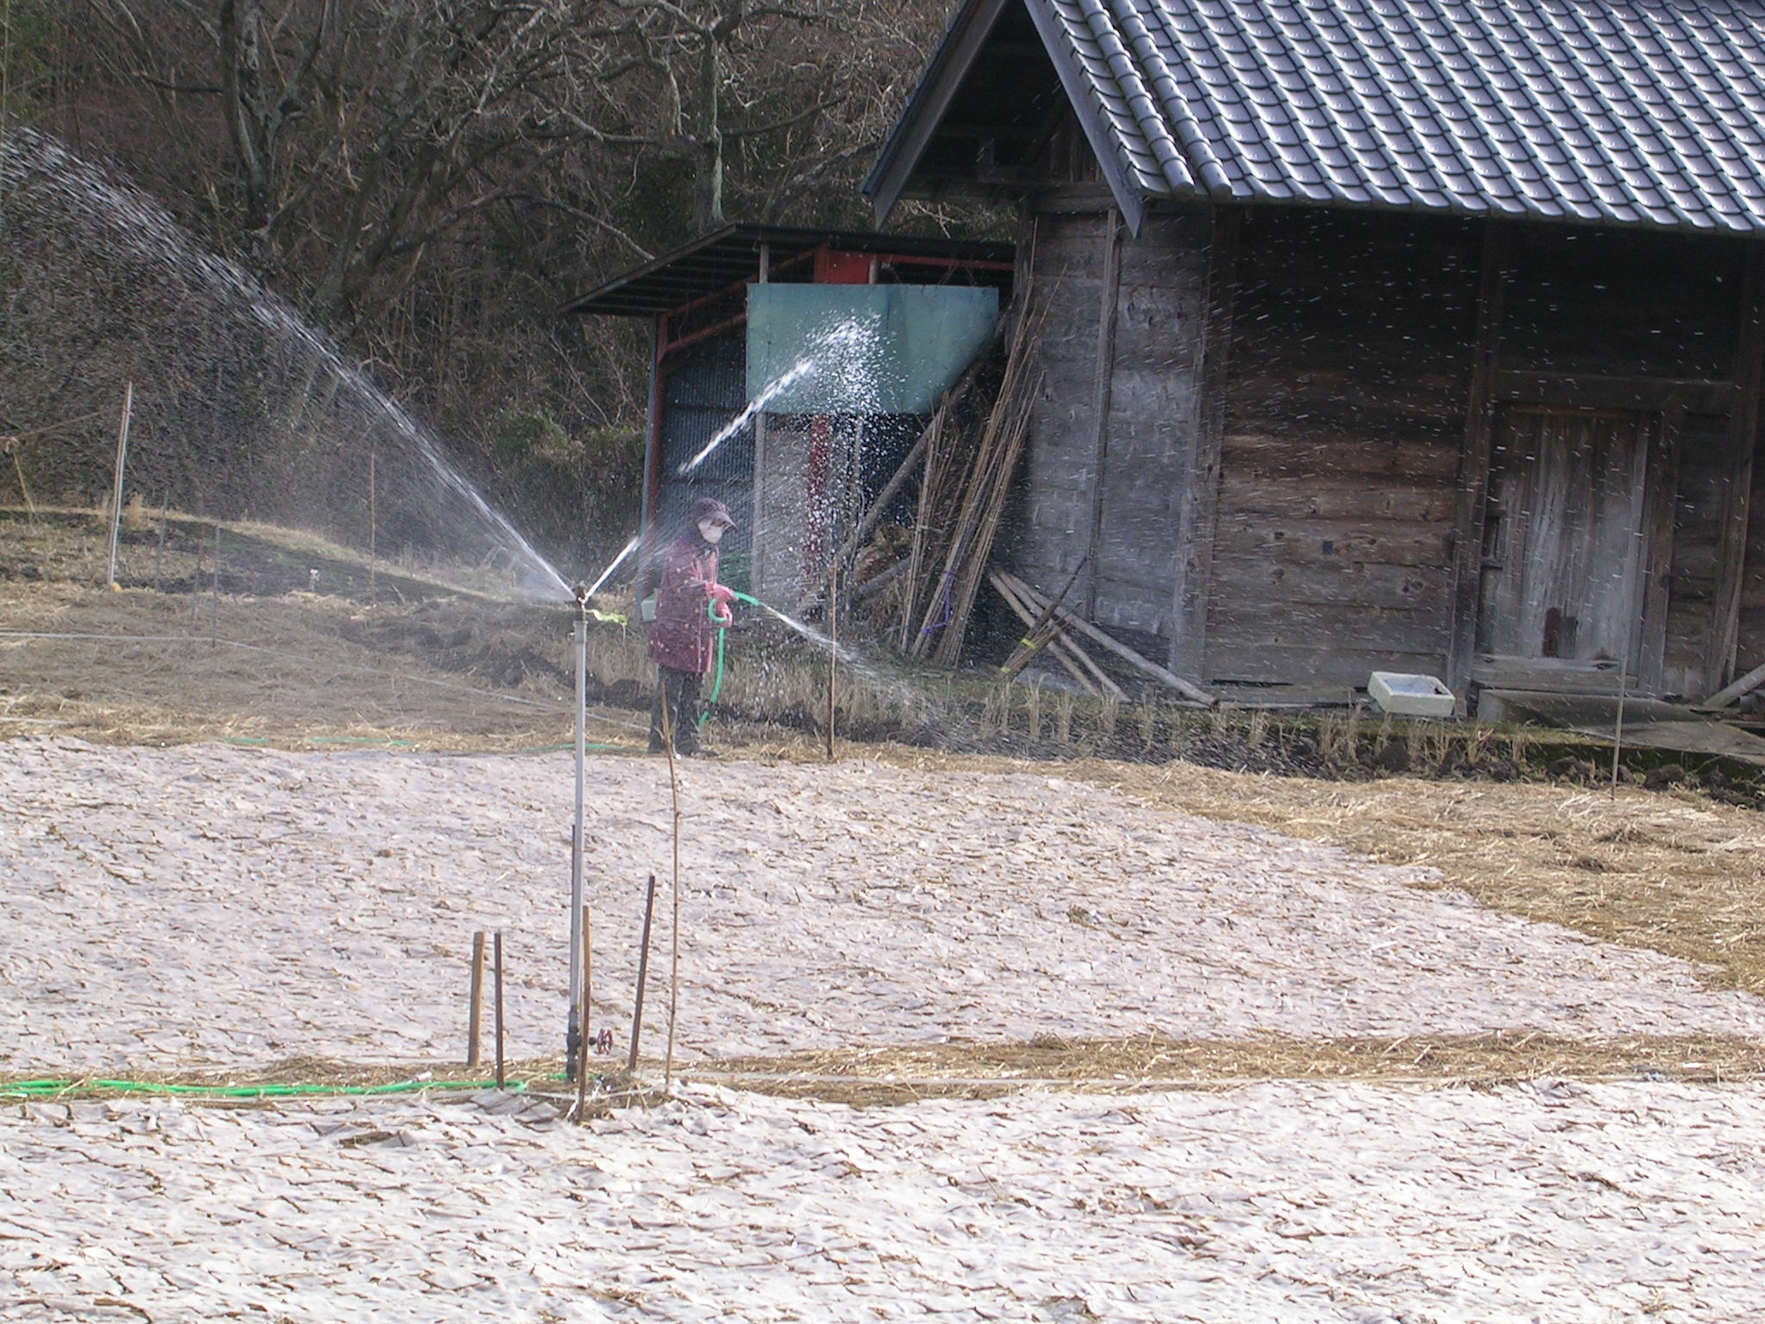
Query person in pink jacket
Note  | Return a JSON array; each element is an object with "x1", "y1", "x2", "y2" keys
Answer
[{"x1": 646, "y1": 496, "x2": 737, "y2": 755}]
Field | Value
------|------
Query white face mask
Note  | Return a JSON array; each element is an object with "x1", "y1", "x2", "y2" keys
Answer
[{"x1": 698, "y1": 519, "x2": 726, "y2": 545}]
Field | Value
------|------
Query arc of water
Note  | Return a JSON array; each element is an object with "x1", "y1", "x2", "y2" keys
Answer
[{"x1": 2, "y1": 127, "x2": 571, "y2": 602}]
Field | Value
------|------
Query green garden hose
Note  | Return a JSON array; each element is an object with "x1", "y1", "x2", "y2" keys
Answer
[
  {"x1": 701, "y1": 590, "x2": 760, "y2": 725},
  {"x1": 1, "y1": 1076, "x2": 531, "y2": 1100}
]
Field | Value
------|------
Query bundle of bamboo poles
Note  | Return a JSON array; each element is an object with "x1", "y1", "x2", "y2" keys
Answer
[{"x1": 901, "y1": 301, "x2": 1044, "y2": 665}]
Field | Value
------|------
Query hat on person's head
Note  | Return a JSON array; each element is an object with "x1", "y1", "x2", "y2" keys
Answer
[{"x1": 690, "y1": 496, "x2": 736, "y2": 529}]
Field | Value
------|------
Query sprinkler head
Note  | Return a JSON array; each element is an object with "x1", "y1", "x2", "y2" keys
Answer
[{"x1": 573, "y1": 582, "x2": 589, "y2": 608}]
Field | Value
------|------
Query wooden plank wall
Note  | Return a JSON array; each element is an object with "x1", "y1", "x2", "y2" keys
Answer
[
  {"x1": 1009, "y1": 206, "x2": 1210, "y2": 647},
  {"x1": 1501, "y1": 226, "x2": 1749, "y2": 699},
  {"x1": 1092, "y1": 213, "x2": 1209, "y2": 640},
  {"x1": 1011, "y1": 212, "x2": 1111, "y2": 593},
  {"x1": 1206, "y1": 210, "x2": 1481, "y2": 687},
  {"x1": 1737, "y1": 423, "x2": 1765, "y2": 675},
  {"x1": 1663, "y1": 412, "x2": 1731, "y2": 696}
]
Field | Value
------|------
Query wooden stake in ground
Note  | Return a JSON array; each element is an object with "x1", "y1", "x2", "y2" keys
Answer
[
  {"x1": 152, "y1": 495, "x2": 169, "y2": 592},
  {"x1": 105, "y1": 382, "x2": 133, "y2": 590},
  {"x1": 658, "y1": 690, "x2": 682, "y2": 1094},
  {"x1": 493, "y1": 929, "x2": 506, "y2": 1089},
  {"x1": 466, "y1": 930, "x2": 486, "y2": 1068},
  {"x1": 627, "y1": 873, "x2": 657, "y2": 1071},
  {"x1": 209, "y1": 522, "x2": 221, "y2": 645},
  {"x1": 3, "y1": 435, "x2": 33, "y2": 516},
  {"x1": 826, "y1": 575, "x2": 838, "y2": 761}
]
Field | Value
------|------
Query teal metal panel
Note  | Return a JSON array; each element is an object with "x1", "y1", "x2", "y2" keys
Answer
[{"x1": 746, "y1": 284, "x2": 998, "y2": 414}]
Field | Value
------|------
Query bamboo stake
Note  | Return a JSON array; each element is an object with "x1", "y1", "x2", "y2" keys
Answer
[
  {"x1": 368, "y1": 447, "x2": 377, "y2": 601},
  {"x1": 914, "y1": 301, "x2": 1046, "y2": 664},
  {"x1": 105, "y1": 382, "x2": 133, "y2": 590},
  {"x1": 826, "y1": 575, "x2": 837, "y2": 761},
  {"x1": 0, "y1": 410, "x2": 106, "y2": 445},
  {"x1": 898, "y1": 435, "x2": 937, "y2": 651},
  {"x1": 493, "y1": 930, "x2": 506, "y2": 1089},
  {"x1": 5, "y1": 437, "x2": 34, "y2": 515},
  {"x1": 466, "y1": 930, "x2": 486, "y2": 1068},
  {"x1": 628, "y1": 873, "x2": 657, "y2": 1071},
  {"x1": 815, "y1": 363, "x2": 983, "y2": 617},
  {"x1": 930, "y1": 370, "x2": 1038, "y2": 665},
  {"x1": 209, "y1": 522, "x2": 220, "y2": 646},
  {"x1": 659, "y1": 688, "x2": 682, "y2": 1094},
  {"x1": 152, "y1": 495, "x2": 169, "y2": 592},
  {"x1": 1699, "y1": 658, "x2": 1765, "y2": 709}
]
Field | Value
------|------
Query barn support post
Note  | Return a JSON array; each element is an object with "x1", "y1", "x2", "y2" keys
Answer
[
  {"x1": 1705, "y1": 241, "x2": 1765, "y2": 697},
  {"x1": 1082, "y1": 210, "x2": 1122, "y2": 619},
  {"x1": 1168, "y1": 206, "x2": 1238, "y2": 680},
  {"x1": 1447, "y1": 221, "x2": 1512, "y2": 706},
  {"x1": 638, "y1": 316, "x2": 665, "y2": 588},
  {"x1": 750, "y1": 243, "x2": 771, "y2": 599}
]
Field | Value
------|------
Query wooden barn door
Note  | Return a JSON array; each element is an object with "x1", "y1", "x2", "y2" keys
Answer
[{"x1": 1476, "y1": 406, "x2": 1667, "y2": 687}]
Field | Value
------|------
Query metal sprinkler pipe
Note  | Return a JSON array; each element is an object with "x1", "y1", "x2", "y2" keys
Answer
[{"x1": 567, "y1": 583, "x2": 589, "y2": 1081}]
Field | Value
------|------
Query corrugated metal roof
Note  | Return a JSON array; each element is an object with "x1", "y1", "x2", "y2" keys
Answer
[
  {"x1": 1068, "y1": 0, "x2": 1765, "y2": 230},
  {"x1": 562, "y1": 224, "x2": 1013, "y2": 318},
  {"x1": 871, "y1": 0, "x2": 1765, "y2": 235}
]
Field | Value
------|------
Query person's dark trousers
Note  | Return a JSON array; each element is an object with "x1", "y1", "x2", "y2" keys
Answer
[{"x1": 649, "y1": 666, "x2": 703, "y2": 754}]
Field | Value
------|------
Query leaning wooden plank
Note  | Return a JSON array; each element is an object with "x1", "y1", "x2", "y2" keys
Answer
[
  {"x1": 1698, "y1": 658, "x2": 1765, "y2": 709},
  {"x1": 1000, "y1": 557, "x2": 1086, "y2": 677},
  {"x1": 988, "y1": 572, "x2": 1098, "y2": 696},
  {"x1": 999, "y1": 570, "x2": 1216, "y2": 705},
  {"x1": 1049, "y1": 620, "x2": 1128, "y2": 702},
  {"x1": 992, "y1": 571, "x2": 1126, "y2": 700}
]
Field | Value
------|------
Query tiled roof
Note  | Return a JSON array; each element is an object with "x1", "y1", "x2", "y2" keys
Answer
[{"x1": 1035, "y1": 0, "x2": 1765, "y2": 231}]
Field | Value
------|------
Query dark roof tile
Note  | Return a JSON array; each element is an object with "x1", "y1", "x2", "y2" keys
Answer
[{"x1": 1034, "y1": 0, "x2": 1765, "y2": 235}]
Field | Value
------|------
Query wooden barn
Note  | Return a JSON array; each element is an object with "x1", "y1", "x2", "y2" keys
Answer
[{"x1": 866, "y1": 0, "x2": 1765, "y2": 711}]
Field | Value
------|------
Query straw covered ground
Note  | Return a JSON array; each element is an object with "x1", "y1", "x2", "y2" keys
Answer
[{"x1": 5, "y1": 509, "x2": 1765, "y2": 1321}]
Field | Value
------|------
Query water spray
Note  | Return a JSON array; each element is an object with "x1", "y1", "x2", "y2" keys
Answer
[
  {"x1": 2, "y1": 127, "x2": 573, "y2": 603},
  {"x1": 676, "y1": 320, "x2": 875, "y2": 477},
  {"x1": 585, "y1": 534, "x2": 640, "y2": 598}
]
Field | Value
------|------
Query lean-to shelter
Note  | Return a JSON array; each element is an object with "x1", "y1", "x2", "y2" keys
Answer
[
  {"x1": 563, "y1": 224, "x2": 1013, "y2": 608},
  {"x1": 867, "y1": 0, "x2": 1765, "y2": 711}
]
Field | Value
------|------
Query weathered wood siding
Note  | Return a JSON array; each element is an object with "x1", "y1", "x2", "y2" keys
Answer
[
  {"x1": 1206, "y1": 210, "x2": 1481, "y2": 687},
  {"x1": 1664, "y1": 412, "x2": 1732, "y2": 697},
  {"x1": 1005, "y1": 193, "x2": 1762, "y2": 697},
  {"x1": 1498, "y1": 226, "x2": 1750, "y2": 698},
  {"x1": 1737, "y1": 419, "x2": 1765, "y2": 674},
  {"x1": 1010, "y1": 212, "x2": 1110, "y2": 592},
  {"x1": 1009, "y1": 206, "x2": 1210, "y2": 646}
]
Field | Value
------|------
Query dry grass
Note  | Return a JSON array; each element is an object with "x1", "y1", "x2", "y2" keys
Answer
[
  {"x1": 15, "y1": 1034, "x2": 1761, "y2": 1108},
  {"x1": 692, "y1": 1033, "x2": 1765, "y2": 1105}
]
